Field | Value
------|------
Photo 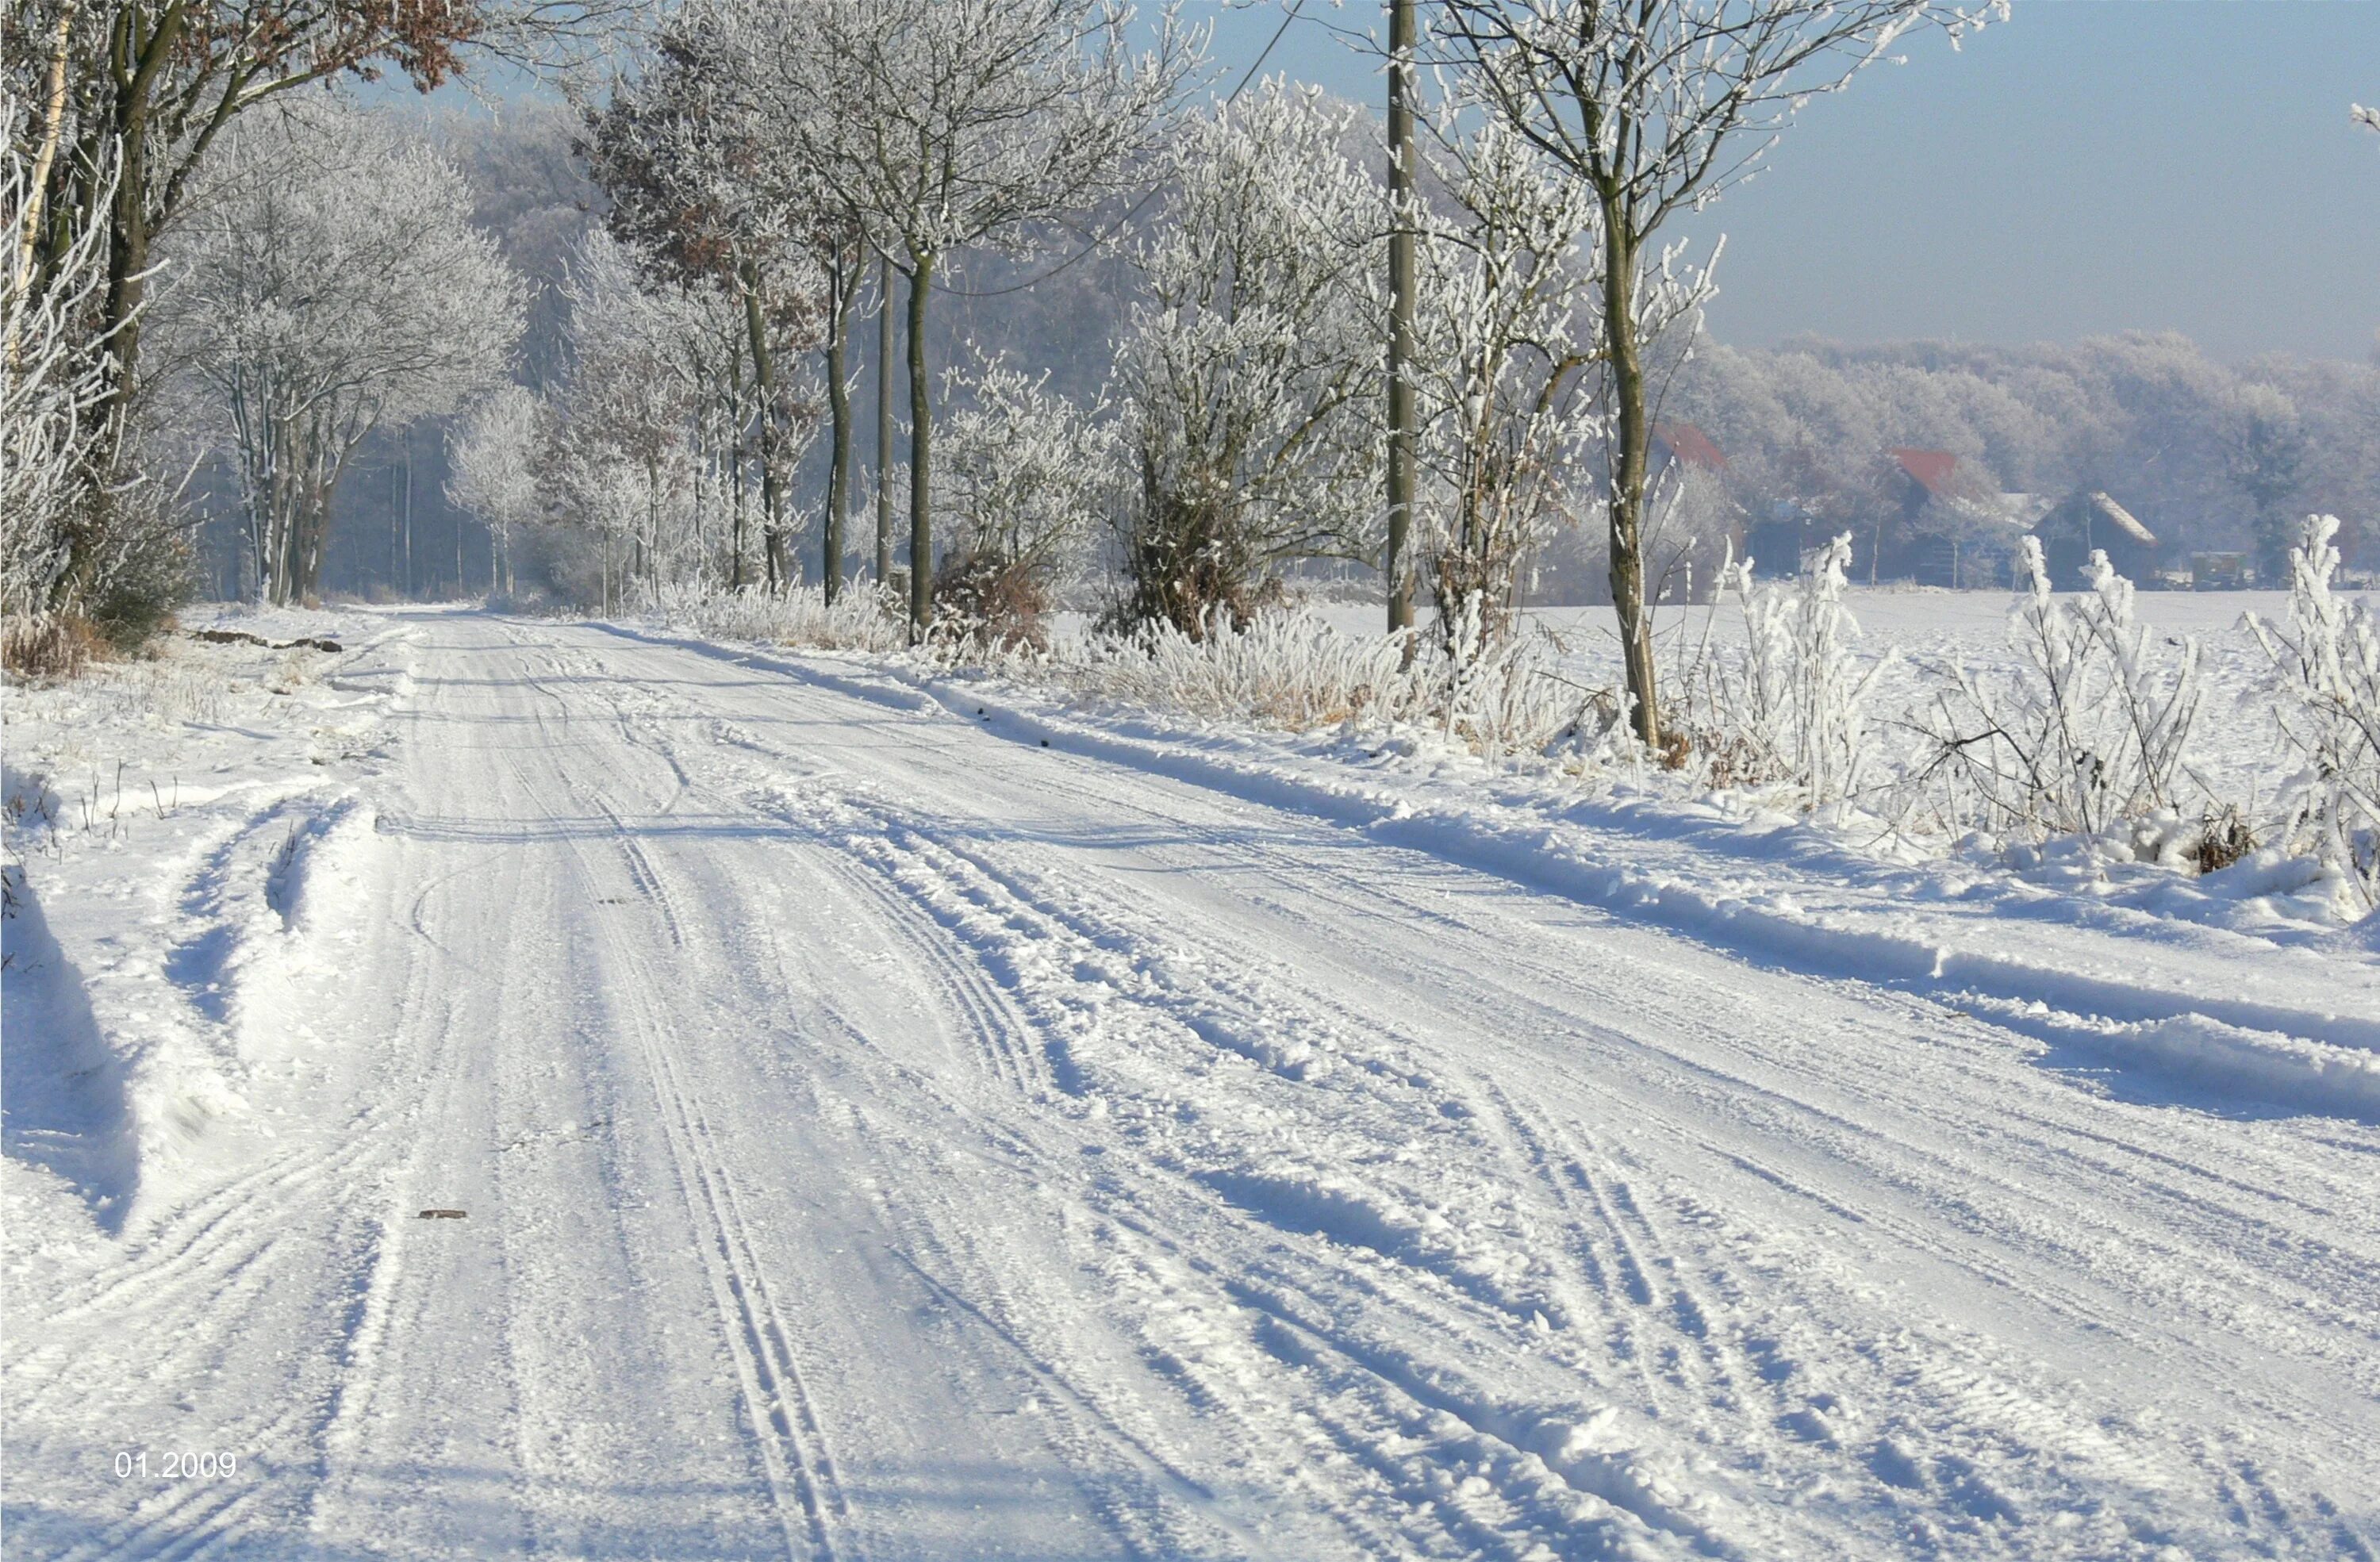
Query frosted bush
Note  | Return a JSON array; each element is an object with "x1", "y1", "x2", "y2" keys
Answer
[
  {"x1": 1054, "y1": 609, "x2": 1421, "y2": 731},
  {"x1": 2244, "y1": 515, "x2": 2380, "y2": 910},
  {"x1": 1702, "y1": 532, "x2": 1888, "y2": 805},
  {"x1": 1043, "y1": 604, "x2": 1586, "y2": 759},
  {"x1": 646, "y1": 581, "x2": 904, "y2": 654},
  {"x1": 1910, "y1": 537, "x2": 2203, "y2": 844},
  {"x1": 1427, "y1": 596, "x2": 1587, "y2": 758}
]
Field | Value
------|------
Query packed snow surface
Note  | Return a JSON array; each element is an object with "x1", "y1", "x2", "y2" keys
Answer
[{"x1": 6, "y1": 606, "x2": 2378, "y2": 1559}]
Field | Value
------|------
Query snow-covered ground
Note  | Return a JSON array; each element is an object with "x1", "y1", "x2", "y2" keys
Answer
[{"x1": 6, "y1": 603, "x2": 2377, "y2": 1559}]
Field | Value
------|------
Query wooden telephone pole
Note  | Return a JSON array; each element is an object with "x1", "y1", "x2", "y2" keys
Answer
[{"x1": 1385, "y1": 0, "x2": 1418, "y2": 634}]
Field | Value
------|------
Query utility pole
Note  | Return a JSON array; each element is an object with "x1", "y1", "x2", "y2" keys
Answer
[
  {"x1": 875, "y1": 255, "x2": 894, "y2": 586},
  {"x1": 1385, "y1": 0, "x2": 1418, "y2": 635},
  {"x1": 401, "y1": 432, "x2": 413, "y2": 599}
]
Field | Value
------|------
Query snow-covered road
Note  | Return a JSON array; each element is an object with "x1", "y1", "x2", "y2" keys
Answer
[{"x1": 10, "y1": 612, "x2": 2378, "y2": 1559}]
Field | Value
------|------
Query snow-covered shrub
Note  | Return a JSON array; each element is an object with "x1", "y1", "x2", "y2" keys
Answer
[
  {"x1": 1411, "y1": 117, "x2": 1602, "y2": 648},
  {"x1": 2244, "y1": 514, "x2": 2380, "y2": 909},
  {"x1": 1046, "y1": 604, "x2": 1584, "y2": 757},
  {"x1": 1910, "y1": 537, "x2": 2203, "y2": 846},
  {"x1": 1109, "y1": 84, "x2": 1385, "y2": 635},
  {"x1": 1423, "y1": 597, "x2": 1588, "y2": 758},
  {"x1": 933, "y1": 355, "x2": 1115, "y2": 649},
  {"x1": 1695, "y1": 532, "x2": 1888, "y2": 806},
  {"x1": 1055, "y1": 609, "x2": 1421, "y2": 731},
  {"x1": 646, "y1": 580, "x2": 904, "y2": 654}
]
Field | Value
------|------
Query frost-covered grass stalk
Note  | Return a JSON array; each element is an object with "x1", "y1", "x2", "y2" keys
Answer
[
  {"x1": 2244, "y1": 515, "x2": 2380, "y2": 909},
  {"x1": 644, "y1": 580, "x2": 905, "y2": 654},
  {"x1": 1912, "y1": 538, "x2": 2203, "y2": 846},
  {"x1": 1699, "y1": 532, "x2": 1888, "y2": 805},
  {"x1": 1040, "y1": 604, "x2": 1591, "y2": 758},
  {"x1": 1052, "y1": 609, "x2": 1423, "y2": 731}
]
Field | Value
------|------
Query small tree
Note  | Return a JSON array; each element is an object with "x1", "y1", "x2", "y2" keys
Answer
[
  {"x1": 933, "y1": 352, "x2": 1115, "y2": 647},
  {"x1": 1430, "y1": 0, "x2": 1997, "y2": 747},
  {"x1": 1111, "y1": 82, "x2": 1385, "y2": 635},
  {"x1": 444, "y1": 385, "x2": 546, "y2": 597},
  {"x1": 719, "y1": 0, "x2": 1194, "y2": 639},
  {"x1": 1411, "y1": 114, "x2": 1603, "y2": 651},
  {"x1": 155, "y1": 106, "x2": 521, "y2": 604},
  {"x1": 2245, "y1": 515, "x2": 2380, "y2": 911}
]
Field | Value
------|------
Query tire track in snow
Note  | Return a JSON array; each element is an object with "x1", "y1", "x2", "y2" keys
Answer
[{"x1": 555, "y1": 811, "x2": 853, "y2": 1559}]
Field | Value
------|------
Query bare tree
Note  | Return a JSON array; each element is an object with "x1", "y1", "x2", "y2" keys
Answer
[
  {"x1": 1412, "y1": 114, "x2": 1603, "y2": 651},
  {"x1": 444, "y1": 383, "x2": 544, "y2": 596},
  {"x1": 1111, "y1": 83, "x2": 1386, "y2": 635},
  {"x1": 717, "y1": 0, "x2": 1195, "y2": 639},
  {"x1": 154, "y1": 106, "x2": 521, "y2": 604},
  {"x1": 1429, "y1": 0, "x2": 1997, "y2": 746}
]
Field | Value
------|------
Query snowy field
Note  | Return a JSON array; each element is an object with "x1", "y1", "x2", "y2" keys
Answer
[{"x1": 6, "y1": 601, "x2": 2378, "y2": 1559}]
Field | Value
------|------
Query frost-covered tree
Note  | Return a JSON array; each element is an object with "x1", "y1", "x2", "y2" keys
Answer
[
  {"x1": 715, "y1": 0, "x2": 1195, "y2": 637},
  {"x1": 2, "y1": 98, "x2": 129, "y2": 665},
  {"x1": 2229, "y1": 382, "x2": 2308, "y2": 585},
  {"x1": 536, "y1": 230, "x2": 820, "y2": 606},
  {"x1": 7, "y1": 0, "x2": 620, "y2": 620},
  {"x1": 1430, "y1": 0, "x2": 1998, "y2": 746},
  {"x1": 1111, "y1": 83, "x2": 1385, "y2": 635},
  {"x1": 581, "y1": 13, "x2": 843, "y2": 593},
  {"x1": 443, "y1": 384, "x2": 545, "y2": 596},
  {"x1": 1412, "y1": 115, "x2": 1603, "y2": 648},
  {"x1": 155, "y1": 106, "x2": 522, "y2": 604},
  {"x1": 932, "y1": 352, "x2": 1115, "y2": 645},
  {"x1": 2246, "y1": 516, "x2": 2380, "y2": 911}
]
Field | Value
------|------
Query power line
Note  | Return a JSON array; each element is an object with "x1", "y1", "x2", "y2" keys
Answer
[{"x1": 928, "y1": 0, "x2": 1309, "y2": 301}]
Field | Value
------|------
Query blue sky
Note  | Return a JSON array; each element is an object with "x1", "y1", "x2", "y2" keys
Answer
[{"x1": 1196, "y1": 0, "x2": 2380, "y2": 361}]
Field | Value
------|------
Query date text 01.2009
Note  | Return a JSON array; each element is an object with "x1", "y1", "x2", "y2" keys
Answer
[{"x1": 115, "y1": 1451, "x2": 240, "y2": 1479}]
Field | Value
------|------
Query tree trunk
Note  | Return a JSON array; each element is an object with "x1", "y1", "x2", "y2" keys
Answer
[
  {"x1": 1599, "y1": 211, "x2": 1661, "y2": 750},
  {"x1": 729, "y1": 352, "x2": 747, "y2": 589},
  {"x1": 739, "y1": 258, "x2": 788, "y2": 591},
  {"x1": 905, "y1": 251, "x2": 935, "y2": 640},
  {"x1": 876, "y1": 255, "x2": 894, "y2": 586},
  {"x1": 822, "y1": 257, "x2": 856, "y2": 604},
  {"x1": 100, "y1": 0, "x2": 186, "y2": 429},
  {"x1": 1384, "y1": 0, "x2": 1418, "y2": 636},
  {"x1": 6, "y1": 0, "x2": 77, "y2": 368}
]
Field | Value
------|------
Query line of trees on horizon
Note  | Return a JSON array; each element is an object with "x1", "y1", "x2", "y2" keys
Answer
[{"x1": 7, "y1": 0, "x2": 2374, "y2": 746}]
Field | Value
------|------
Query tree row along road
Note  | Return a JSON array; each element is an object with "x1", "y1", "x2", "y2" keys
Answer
[{"x1": 15, "y1": 613, "x2": 2377, "y2": 1560}]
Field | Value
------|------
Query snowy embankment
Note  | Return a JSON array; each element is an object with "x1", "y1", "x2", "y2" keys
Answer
[
  {"x1": 3, "y1": 606, "x2": 408, "y2": 1234},
  {"x1": 7, "y1": 604, "x2": 2377, "y2": 1560},
  {"x1": 640, "y1": 583, "x2": 2380, "y2": 1126}
]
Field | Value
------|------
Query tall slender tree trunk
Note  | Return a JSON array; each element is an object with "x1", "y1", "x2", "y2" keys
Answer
[
  {"x1": 729, "y1": 352, "x2": 747, "y2": 589},
  {"x1": 1599, "y1": 209, "x2": 1660, "y2": 749},
  {"x1": 875, "y1": 255, "x2": 894, "y2": 587},
  {"x1": 6, "y1": 0, "x2": 77, "y2": 370},
  {"x1": 905, "y1": 251, "x2": 935, "y2": 640},
  {"x1": 822, "y1": 257, "x2": 857, "y2": 603},
  {"x1": 739, "y1": 258, "x2": 788, "y2": 591},
  {"x1": 100, "y1": 0, "x2": 186, "y2": 429},
  {"x1": 1384, "y1": 0, "x2": 1418, "y2": 636}
]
